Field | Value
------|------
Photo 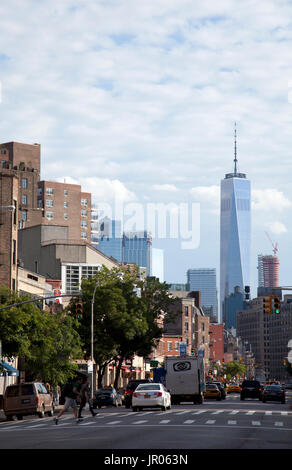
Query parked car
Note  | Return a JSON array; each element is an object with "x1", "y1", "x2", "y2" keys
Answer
[
  {"x1": 240, "y1": 380, "x2": 262, "y2": 400},
  {"x1": 132, "y1": 383, "x2": 171, "y2": 412},
  {"x1": 227, "y1": 383, "x2": 241, "y2": 393},
  {"x1": 203, "y1": 383, "x2": 221, "y2": 400},
  {"x1": 284, "y1": 382, "x2": 292, "y2": 390},
  {"x1": 93, "y1": 387, "x2": 122, "y2": 408},
  {"x1": 124, "y1": 379, "x2": 153, "y2": 409},
  {"x1": 3, "y1": 382, "x2": 54, "y2": 421},
  {"x1": 210, "y1": 381, "x2": 226, "y2": 399},
  {"x1": 262, "y1": 384, "x2": 286, "y2": 403}
]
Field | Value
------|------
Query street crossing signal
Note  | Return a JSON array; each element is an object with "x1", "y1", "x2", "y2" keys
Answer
[
  {"x1": 75, "y1": 301, "x2": 83, "y2": 319},
  {"x1": 272, "y1": 296, "x2": 281, "y2": 314},
  {"x1": 263, "y1": 296, "x2": 272, "y2": 314}
]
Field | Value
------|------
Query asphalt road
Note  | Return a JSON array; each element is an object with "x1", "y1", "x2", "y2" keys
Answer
[{"x1": 0, "y1": 393, "x2": 292, "y2": 450}]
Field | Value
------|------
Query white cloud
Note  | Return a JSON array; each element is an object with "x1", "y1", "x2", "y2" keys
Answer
[
  {"x1": 152, "y1": 184, "x2": 178, "y2": 192},
  {"x1": 190, "y1": 185, "x2": 220, "y2": 213},
  {"x1": 252, "y1": 189, "x2": 292, "y2": 212},
  {"x1": 267, "y1": 221, "x2": 287, "y2": 235}
]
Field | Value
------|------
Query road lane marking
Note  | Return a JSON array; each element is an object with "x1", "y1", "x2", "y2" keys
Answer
[
  {"x1": 133, "y1": 420, "x2": 148, "y2": 424},
  {"x1": 275, "y1": 422, "x2": 284, "y2": 427},
  {"x1": 206, "y1": 420, "x2": 216, "y2": 424},
  {"x1": 192, "y1": 410, "x2": 207, "y2": 415},
  {"x1": 175, "y1": 411, "x2": 190, "y2": 415},
  {"x1": 228, "y1": 420, "x2": 237, "y2": 425},
  {"x1": 230, "y1": 411, "x2": 239, "y2": 415},
  {"x1": 159, "y1": 420, "x2": 170, "y2": 424},
  {"x1": 184, "y1": 420, "x2": 195, "y2": 424},
  {"x1": 265, "y1": 411, "x2": 272, "y2": 415},
  {"x1": 212, "y1": 410, "x2": 224, "y2": 415},
  {"x1": 252, "y1": 421, "x2": 261, "y2": 426},
  {"x1": 281, "y1": 412, "x2": 288, "y2": 416},
  {"x1": 106, "y1": 421, "x2": 121, "y2": 425},
  {"x1": 246, "y1": 411, "x2": 255, "y2": 415}
]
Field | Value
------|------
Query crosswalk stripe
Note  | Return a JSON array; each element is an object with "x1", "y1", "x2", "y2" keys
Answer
[
  {"x1": 228, "y1": 420, "x2": 237, "y2": 425},
  {"x1": 230, "y1": 411, "x2": 239, "y2": 415},
  {"x1": 275, "y1": 422, "x2": 283, "y2": 427},
  {"x1": 159, "y1": 420, "x2": 170, "y2": 424},
  {"x1": 133, "y1": 420, "x2": 148, "y2": 424},
  {"x1": 192, "y1": 410, "x2": 207, "y2": 415},
  {"x1": 107, "y1": 421, "x2": 121, "y2": 425},
  {"x1": 206, "y1": 420, "x2": 216, "y2": 424},
  {"x1": 281, "y1": 412, "x2": 288, "y2": 416},
  {"x1": 246, "y1": 411, "x2": 255, "y2": 415},
  {"x1": 212, "y1": 410, "x2": 224, "y2": 415},
  {"x1": 175, "y1": 411, "x2": 190, "y2": 415},
  {"x1": 184, "y1": 420, "x2": 195, "y2": 424},
  {"x1": 252, "y1": 421, "x2": 261, "y2": 426},
  {"x1": 265, "y1": 411, "x2": 272, "y2": 416}
]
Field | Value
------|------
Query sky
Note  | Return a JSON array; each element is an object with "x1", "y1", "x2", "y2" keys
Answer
[{"x1": 1, "y1": 0, "x2": 292, "y2": 304}]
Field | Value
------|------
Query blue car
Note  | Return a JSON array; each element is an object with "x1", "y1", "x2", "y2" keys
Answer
[{"x1": 93, "y1": 387, "x2": 122, "y2": 409}]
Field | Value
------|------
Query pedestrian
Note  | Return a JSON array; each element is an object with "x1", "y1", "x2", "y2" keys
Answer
[
  {"x1": 54, "y1": 377, "x2": 83, "y2": 425},
  {"x1": 78, "y1": 377, "x2": 97, "y2": 419}
]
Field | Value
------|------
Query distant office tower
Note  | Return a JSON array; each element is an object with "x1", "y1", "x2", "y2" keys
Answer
[
  {"x1": 94, "y1": 218, "x2": 123, "y2": 263},
  {"x1": 187, "y1": 268, "x2": 218, "y2": 321},
  {"x1": 223, "y1": 286, "x2": 244, "y2": 329},
  {"x1": 37, "y1": 180, "x2": 91, "y2": 242},
  {"x1": 151, "y1": 248, "x2": 164, "y2": 282},
  {"x1": 122, "y1": 231, "x2": 152, "y2": 275},
  {"x1": 220, "y1": 124, "x2": 251, "y2": 323},
  {"x1": 257, "y1": 254, "x2": 279, "y2": 288},
  {"x1": 0, "y1": 141, "x2": 41, "y2": 228}
]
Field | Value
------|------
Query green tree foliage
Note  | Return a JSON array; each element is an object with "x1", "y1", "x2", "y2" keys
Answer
[
  {"x1": 0, "y1": 286, "x2": 82, "y2": 385},
  {"x1": 223, "y1": 361, "x2": 246, "y2": 380},
  {"x1": 72, "y1": 267, "x2": 178, "y2": 388}
]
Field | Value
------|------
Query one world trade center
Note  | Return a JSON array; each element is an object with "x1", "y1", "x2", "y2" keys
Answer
[{"x1": 220, "y1": 124, "x2": 251, "y2": 323}]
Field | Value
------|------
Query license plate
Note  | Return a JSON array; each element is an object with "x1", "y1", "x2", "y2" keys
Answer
[{"x1": 144, "y1": 394, "x2": 151, "y2": 398}]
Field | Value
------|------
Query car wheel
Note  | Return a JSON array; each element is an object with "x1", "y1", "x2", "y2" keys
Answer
[
  {"x1": 47, "y1": 404, "x2": 55, "y2": 417},
  {"x1": 161, "y1": 405, "x2": 167, "y2": 411},
  {"x1": 38, "y1": 406, "x2": 45, "y2": 418},
  {"x1": 16, "y1": 414, "x2": 23, "y2": 420}
]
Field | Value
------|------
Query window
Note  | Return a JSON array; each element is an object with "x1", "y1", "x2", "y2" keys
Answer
[
  {"x1": 64, "y1": 190, "x2": 68, "y2": 196},
  {"x1": 81, "y1": 209, "x2": 88, "y2": 217},
  {"x1": 46, "y1": 199, "x2": 53, "y2": 207},
  {"x1": 81, "y1": 221, "x2": 87, "y2": 228},
  {"x1": 81, "y1": 232, "x2": 87, "y2": 239},
  {"x1": 184, "y1": 322, "x2": 189, "y2": 332},
  {"x1": 175, "y1": 342, "x2": 179, "y2": 351},
  {"x1": 81, "y1": 198, "x2": 88, "y2": 206},
  {"x1": 22, "y1": 178, "x2": 27, "y2": 189},
  {"x1": 21, "y1": 194, "x2": 27, "y2": 205},
  {"x1": 22, "y1": 210, "x2": 27, "y2": 221},
  {"x1": 46, "y1": 188, "x2": 54, "y2": 195},
  {"x1": 168, "y1": 341, "x2": 172, "y2": 352},
  {"x1": 64, "y1": 201, "x2": 68, "y2": 208},
  {"x1": 184, "y1": 306, "x2": 188, "y2": 316},
  {"x1": 202, "y1": 323, "x2": 205, "y2": 332},
  {"x1": 13, "y1": 240, "x2": 16, "y2": 265},
  {"x1": 46, "y1": 211, "x2": 54, "y2": 220},
  {"x1": 64, "y1": 213, "x2": 68, "y2": 220},
  {"x1": 37, "y1": 188, "x2": 42, "y2": 196}
]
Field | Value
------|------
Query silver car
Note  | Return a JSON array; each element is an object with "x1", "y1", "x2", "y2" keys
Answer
[{"x1": 132, "y1": 383, "x2": 171, "y2": 412}]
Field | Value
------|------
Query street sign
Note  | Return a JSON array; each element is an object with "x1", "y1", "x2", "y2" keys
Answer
[
  {"x1": 150, "y1": 360, "x2": 159, "y2": 368},
  {"x1": 87, "y1": 361, "x2": 93, "y2": 373},
  {"x1": 180, "y1": 342, "x2": 187, "y2": 356}
]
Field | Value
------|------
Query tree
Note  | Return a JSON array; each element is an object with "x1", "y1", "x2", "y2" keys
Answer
[
  {"x1": 72, "y1": 267, "x2": 178, "y2": 389},
  {"x1": 223, "y1": 361, "x2": 246, "y2": 380},
  {"x1": 0, "y1": 286, "x2": 83, "y2": 385}
]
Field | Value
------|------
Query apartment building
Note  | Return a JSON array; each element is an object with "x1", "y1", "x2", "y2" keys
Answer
[{"x1": 37, "y1": 180, "x2": 91, "y2": 242}]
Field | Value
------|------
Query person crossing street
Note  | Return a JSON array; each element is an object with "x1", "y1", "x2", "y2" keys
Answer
[
  {"x1": 54, "y1": 377, "x2": 83, "y2": 425},
  {"x1": 78, "y1": 377, "x2": 97, "y2": 421}
]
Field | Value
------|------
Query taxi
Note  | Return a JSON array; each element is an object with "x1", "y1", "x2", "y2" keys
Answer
[
  {"x1": 203, "y1": 383, "x2": 221, "y2": 400},
  {"x1": 227, "y1": 383, "x2": 241, "y2": 393}
]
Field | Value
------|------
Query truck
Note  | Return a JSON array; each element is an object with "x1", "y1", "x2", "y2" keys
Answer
[{"x1": 153, "y1": 356, "x2": 205, "y2": 405}]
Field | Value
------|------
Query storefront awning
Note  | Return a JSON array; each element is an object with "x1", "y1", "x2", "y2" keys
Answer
[{"x1": 0, "y1": 361, "x2": 19, "y2": 376}]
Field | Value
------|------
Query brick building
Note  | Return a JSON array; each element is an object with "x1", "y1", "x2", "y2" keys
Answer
[
  {"x1": 0, "y1": 173, "x2": 18, "y2": 290},
  {"x1": 37, "y1": 180, "x2": 92, "y2": 242},
  {"x1": 209, "y1": 323, "x2": 224, "y2": 363},
  {"x1": 0, "y1": 142, "x2": 41, "y2": 229}
]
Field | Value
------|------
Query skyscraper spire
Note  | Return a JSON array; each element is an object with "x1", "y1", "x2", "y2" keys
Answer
[{"x1": 234, "y1": 121, "x2": 238, "y2": 175}]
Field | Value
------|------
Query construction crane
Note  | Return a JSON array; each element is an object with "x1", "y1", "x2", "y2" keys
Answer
[{"x1": 265, "y1": 231, "x2": 278, "y2": 256}]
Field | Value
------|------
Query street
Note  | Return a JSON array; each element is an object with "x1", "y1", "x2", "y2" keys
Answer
[{"x1": 0, "y1": 392, "x2": 292, "y2": 450}]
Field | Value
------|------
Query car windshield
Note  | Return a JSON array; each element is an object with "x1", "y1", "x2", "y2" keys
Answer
[
  {"x1": 206, "y1": 384, "x2": 217, "y2": 389},
  {"x1": 265, "y1": 385, "x2": 281, "y2": 391},
  {"x1": 136, "y1": 385, "x2": 161, "y2": 391},
  {"x1": 127, "y1": 381, "x2": 150, "y2": 391}
]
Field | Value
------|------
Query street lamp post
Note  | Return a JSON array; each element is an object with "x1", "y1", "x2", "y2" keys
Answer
[{"x1": 90, "y1": 283, "x2": 99, "y2": 399}]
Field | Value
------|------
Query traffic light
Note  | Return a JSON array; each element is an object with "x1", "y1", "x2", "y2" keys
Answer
[
  {"x1": 191, "y1": 347, "x2": 195, "y2": 356},
  {"x1": 75, "y1": 301, "x2": 83, "y2": 319},
  {"x1": 272, "y1": 295, "x2": 281, "y2": 314},
  {"x1": 263, "y1": 296, "x2": 272, "y2": 314}
]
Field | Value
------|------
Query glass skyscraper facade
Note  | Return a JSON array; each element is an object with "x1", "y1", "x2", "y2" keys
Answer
[
  {"x1": 122, "y1": 231, "x2": 152, "y2": 275},
  {"x1": 187, "y1": 268, "x2": 218, "y2": 322},
  {"x1": 93, "y1": 218, "x2": 123, "y2": 263},
  {"x1": 220, "y1": 130, "x2": 251, "y2": 324}
]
